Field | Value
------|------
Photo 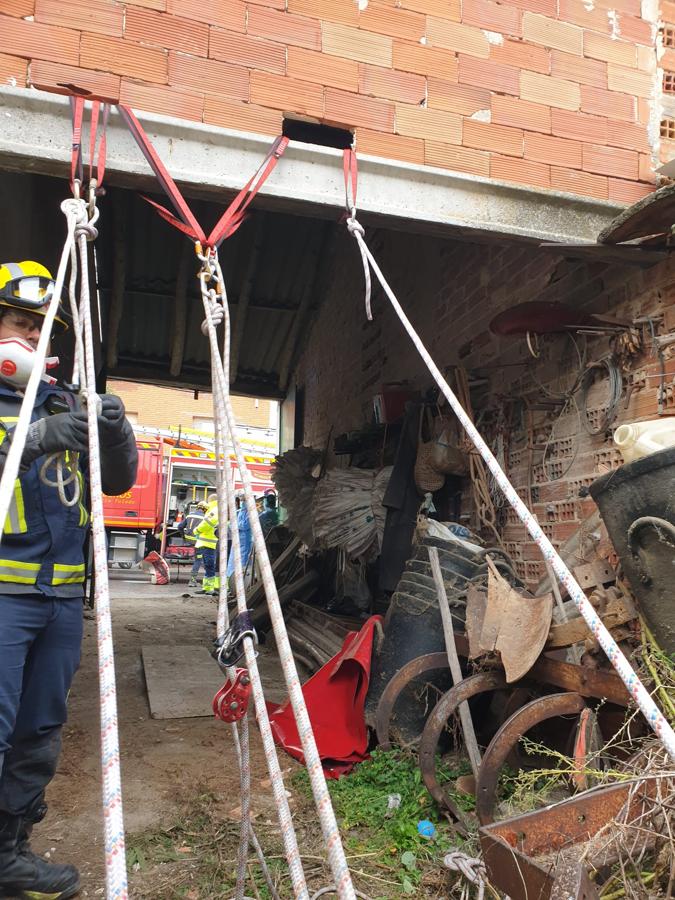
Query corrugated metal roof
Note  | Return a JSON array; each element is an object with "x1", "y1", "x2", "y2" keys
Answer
[{"x1": 93, "y1": 187, "x2": 338, "y2": 396}]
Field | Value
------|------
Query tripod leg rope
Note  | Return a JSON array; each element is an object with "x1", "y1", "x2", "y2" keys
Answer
[
  {"x1": 201, "y1": 277, "x2": 309, "y2": 899},
  {"x1": 345, "y1": 210, "x2": 675, "y2": 763},
  {"x1": 199, "y1": 253, "x2": 356, "y2": 899}
]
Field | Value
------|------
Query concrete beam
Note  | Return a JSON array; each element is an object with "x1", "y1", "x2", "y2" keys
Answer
[{"x1": 0, "y1": 85, "x2": 625, "y2": 244}]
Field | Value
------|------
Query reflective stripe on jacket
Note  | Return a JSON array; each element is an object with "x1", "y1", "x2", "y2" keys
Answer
[
  {"x1": 0, "y1": 382, "x2": 130, "y2": 598},
  {"x1": 194, "y1": 501, "x2": 218, "y2": 550}
]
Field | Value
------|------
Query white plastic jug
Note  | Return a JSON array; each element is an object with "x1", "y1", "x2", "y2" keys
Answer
[{"x1": 613, "y1": 418, "x2": 675, "y2": 463}]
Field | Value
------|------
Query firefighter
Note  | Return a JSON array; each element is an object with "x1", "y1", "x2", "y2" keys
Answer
[
  {"x1": 177, "y1": 500, "x2": 208, "y2": 588},
  {"x1": 194, "y1": 493, "x2": 219, "y2": 595},
  {"x1": 0, "y1": 261, "x2": 138, "y2": 899}
]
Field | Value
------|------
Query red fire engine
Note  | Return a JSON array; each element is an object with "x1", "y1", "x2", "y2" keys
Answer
[{"x1": 103, "y1": 436, "x2": 274, "y2": 567}]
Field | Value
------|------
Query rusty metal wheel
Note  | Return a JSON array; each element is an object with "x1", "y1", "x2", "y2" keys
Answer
[
  {"x1": 418, "y1": 672, "x2": 508, "y2": 821},
  {"x1": 375, "y1": 652, "x2": 451, "y2": 751},
  {"x1": 476, "y1": 691, "x2": 587, "y2": 825}
]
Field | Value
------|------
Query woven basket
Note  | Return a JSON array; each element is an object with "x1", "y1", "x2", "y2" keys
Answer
[{"x1": 414, "y1": 440, "x2": 446, "y2": 493}]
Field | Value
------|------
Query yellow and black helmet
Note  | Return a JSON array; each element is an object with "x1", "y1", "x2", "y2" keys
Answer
[{"x1": 0, "y1": 261, "x2": 69, "y2": 332}]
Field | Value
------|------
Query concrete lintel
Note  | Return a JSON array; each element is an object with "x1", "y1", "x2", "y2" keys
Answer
[{"x1": 0, "y1": 86, "x2": 624, "y2": 243}]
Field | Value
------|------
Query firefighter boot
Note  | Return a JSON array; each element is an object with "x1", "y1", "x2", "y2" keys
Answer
[
  {"x1": 199, "y1": 577, "x2": 215, "y2": 595},
  {"x1": 212, "y1": 576, "x2": 220, "y2": 593},
  {"x1": 188, "y1": 576, "x2": 199, "y2": 588},
  {"x1": 0, "y1": 812, "x2": 80, "y2": 899}
]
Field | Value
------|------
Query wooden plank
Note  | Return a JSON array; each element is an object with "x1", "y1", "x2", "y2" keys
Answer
[{"x1": 142, "y1": 644, "x2": 225, "y2": 719}]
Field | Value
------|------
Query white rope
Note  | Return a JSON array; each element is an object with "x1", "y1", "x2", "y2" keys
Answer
[
  {"x1": 72, "y1": 199, "x2": 128, "y2": 899},
  {"x1": 444, "y1": 851, "x2": 487, "y2": 900},
  {"x1": 346, "y1": 213, "x2": 675, "y2": 763},
  {"x1": 200, "y1": 273, "x2": 309, "y2": 899},
  {"x1": 199, "y1": 251, "x2": 356, "y2": 898},
  {"x1": 0, "y1": 201, "x2": 79, "y2": 538}
]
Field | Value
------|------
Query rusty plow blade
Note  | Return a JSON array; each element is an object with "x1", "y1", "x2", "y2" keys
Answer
[{"x1": 467, "y1": 562, "x2": 553, "y2": 682}]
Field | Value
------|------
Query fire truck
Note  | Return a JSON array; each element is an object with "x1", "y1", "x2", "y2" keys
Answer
[{"x1": 103, "y1": 433, "x2": 275, "y2": 567}]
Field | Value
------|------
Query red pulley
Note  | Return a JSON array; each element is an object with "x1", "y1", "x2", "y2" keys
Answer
[{"x1": 213, "y1": 669, "x2": 252, "y2": 723}]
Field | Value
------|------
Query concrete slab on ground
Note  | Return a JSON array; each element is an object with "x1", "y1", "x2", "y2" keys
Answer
[{"x1": 142, "y1": 644, "x2": 224, "y2": 719}]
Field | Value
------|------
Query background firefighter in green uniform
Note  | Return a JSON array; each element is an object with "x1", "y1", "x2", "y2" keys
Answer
[
  {"x1": 194, "y1": 493, "x2": 219, "y2": 595},
  {"x1": 177, "y1": 500, "x2": 209, "y2": 587},
  {"x1": 0, "y1": 261, "x2": 138, "y2": 899}
]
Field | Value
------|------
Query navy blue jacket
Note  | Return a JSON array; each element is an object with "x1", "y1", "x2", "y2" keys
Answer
[{"x1": 0, "y1": 382, "x2": 137, "y2": 598}]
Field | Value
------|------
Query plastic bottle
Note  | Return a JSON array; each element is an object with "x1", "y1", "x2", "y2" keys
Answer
[{"x1": 614, "y1": 418, "x2": 675, "y2": 463}]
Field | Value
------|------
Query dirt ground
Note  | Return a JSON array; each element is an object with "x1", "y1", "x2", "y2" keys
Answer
[{"x1": 30, "y1": 571, "x2": 298, "y2": 898}]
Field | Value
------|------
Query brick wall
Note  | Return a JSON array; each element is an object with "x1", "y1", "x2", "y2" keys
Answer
[
  {"x1": 1, "y1": 0, "x2": 662, "y2": 201},
  {"x1": 108, "y1": 379, "x2": 275, "y2": 431},
  {"x1": 293, "y1": 225, "x2": 675, "y2": 589}
]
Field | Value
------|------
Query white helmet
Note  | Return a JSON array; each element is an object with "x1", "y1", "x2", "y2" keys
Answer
[{"x1": 0, "y1": 337, "x2": 57, "y2": 389}]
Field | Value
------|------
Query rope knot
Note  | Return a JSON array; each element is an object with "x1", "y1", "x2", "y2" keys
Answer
[
  {"x1": 75, "y1": 221, "x2": 99, "y2": 242},
  {"x1": 346, "y1": 216, "x2": 365, "y2": 238}
]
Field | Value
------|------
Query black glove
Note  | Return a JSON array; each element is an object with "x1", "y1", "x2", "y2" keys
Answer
[
  {"x1": 97, "y1": 395, "x2": 128, "y2": 442},
  {"x1": 21, "y1": 411, "x2": 89, "y2": 467}
]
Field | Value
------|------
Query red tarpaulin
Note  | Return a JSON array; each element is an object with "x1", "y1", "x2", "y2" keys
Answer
[{"x1": 267, "y1": 615, "x2": 383, "y2": 778}]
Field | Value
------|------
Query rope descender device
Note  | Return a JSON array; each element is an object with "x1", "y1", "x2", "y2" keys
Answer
[
  {"x1": 213, "y1": 668, "x2": 252, "y2": 724},
  {"x1": 213, "y1": 610, "x2": 258, "y2": 670}
]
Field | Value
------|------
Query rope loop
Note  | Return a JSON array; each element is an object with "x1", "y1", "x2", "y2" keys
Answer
[
  {"x1": 346, "y1": 216, "x2": 372, "y2": 321},
  {"x1": 444, "y1": 851, "x2": 487, "y2": 900}
]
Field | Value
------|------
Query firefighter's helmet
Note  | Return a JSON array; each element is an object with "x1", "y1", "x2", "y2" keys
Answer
[{"x1": 0, "y1": 261, "x2": 69, "y2": 332}]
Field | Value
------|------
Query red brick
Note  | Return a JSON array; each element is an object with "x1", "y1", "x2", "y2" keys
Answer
[
  {"x1": 425, "y1": 140, "x2": 490, "y2": 176},
  {"x1": 463, "y1": 119, "x2": 524, "y2": 156},
  {"x1": 287, "y1": 0, "x2": 359, "y2": 26},
  {"x1": 551, "y1": 108, "x2": 608, "y2": 144},
  {"x1": 428, "y1": 78, "x2": 491, "y2": 115},
  {"x1": 608, "y1": 178, "x2": 655, "y2": 202},
  {"x1": 1, "y1": 0, "x2": 34, "y2": 14},
  {"x1": 583, "y1": 32, "x2": 636, "y2": 67},
  {"x1": 458, "y1": 55, "x2": 519, "y2": 94},
  {"x1": 168, "y1": 53, "x2": 248, "y2": 101},
  {"x1": 593, "y1": 0, "x2": 640, "y2": 14},
  {"x1": 580, "y1": 84, "x2": 635, "y2": 121},
  {"x1": 395, "y1": 104, "x2": 462, "y2": 142},
  {"x1": 81, "y1": 34, "x2": 168, "y2": 83},
  {"x1": 605, "y1": 119, "x2": 650, "y2": 152},
  {"x1": 248, "y1": 6, "x2": 320, "y2": 50},
  {"x1": 125, "y1": 0, "x2": 165, "y2": 9},
  {"x1": 462, "y1": 0, "x2": 522, "y2": 35},
  {"x1": 492, "y1": 95, "x2": 551, "y2": 132},
  {"x1": 550, "y1": 50, "x2": 607, "y2": 87},
  {"x1": 523, "y1": 13, "x2": 583, "y2": 55},
  {"x1": 358, "y1": 64, "x2": 425, "y2": 105},
  {"x1": 203, "y1": 96, "x2": 282, "y2": 134},
  {"x1": 119, "y1": 81, "x2": 204, "y2": 121},
  {"x1": 210, "y1": 30, "x2": 286, "y2": 75},
  {"x1": 491, "y1": 153, "x2": 550, "y2": 187},
  {"x1": 551, "y1": 165, "x2": 608, "y2": 198},
  {"x1": 508, "y1": 0, "x2": 556, "y2": 15},
  {"x1": 558, "y1": 0, "x2": 611, "y2": 33},
  {"x1": 325, "y1": 88, "x2": 394, "y2": 131},
  {"x1": 520, "y1": 70, "x2": 580, "y2": 110},
  {"x1": 427, "y1": 18, "x2": 490, "y2": 58},
  {"x1": 524, "y1": 131, "x2": 582, "y2": 168},
  {"x1": 0, "y1": 15, "x2": 79, "y2": 65},
  {"x1": 167, "y1": 0, "x2": 245, "y2": 30},
  {"x1": 396, "y1": 0, "x2": 461, "y2": 15},
  {"x1": 617, "y1": 14, "x2": 654, "y2": 45},
  {"x1": 490, "y1": 38, "x2": 549, "y2": 74},
  {"x1": 0, "y1": 52, "x2": 27, "y2": 86},
  {"x1": 392, "y1": 40, "x2": 459, "y2": 80},
  {"x1": 288, "y1": 47, "x2": 358, "y2": 91},
  {"x1": 607, "y1": 65, "x2": 651, "y2": 98},
  {"x1": 126, "y1": 8, "x2": 208, "y2": 55},
  {"x1": 355, "y1": 128, "x2": 424, "y2": 164},
  {"x1": 583, "y1": 142, "x2": 638, "y2": 179},
  {"x1": 636, "y1": 45, "x2": 655, "y2": 74},
  {"x1": 359, "y1": 3, "x2": 426, "y2": 41},
  {"x1": 322, "y1": 22, "x2": 392, "y2": 66},
  {"x1": 638, "y1": 153, "x2": 656, "y2": 184},
  {"x1": 29, "y1": 60, "x2": 120, "y2": 102},
  {"x1": 250, "y1": 71, "x2": 324, "y2": 118},
  {"x1": 36, "y1": 0, "x2": 123, "y2": 35},
  {"x1": 248, "y1": 0, "x2": 285, "y2": 7}
]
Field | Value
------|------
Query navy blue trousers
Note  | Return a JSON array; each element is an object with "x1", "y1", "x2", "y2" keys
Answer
[
  {"x1": 0, "y1": 595, "x2": 83, "y2": 816},
  {"x1": 201, "y1": 546, "x2": 217, "y2": 579}
]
